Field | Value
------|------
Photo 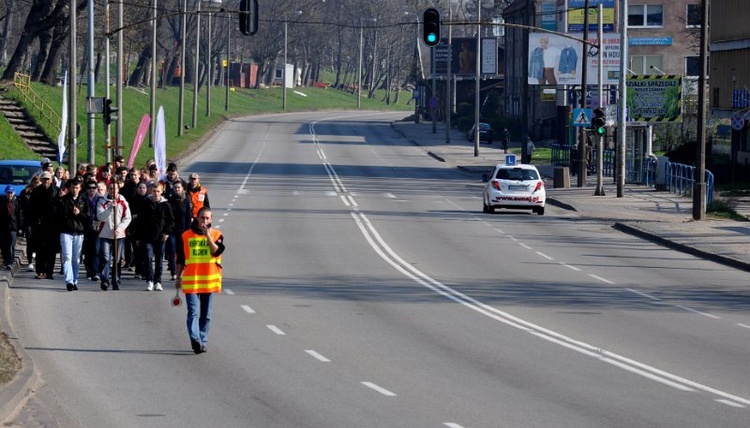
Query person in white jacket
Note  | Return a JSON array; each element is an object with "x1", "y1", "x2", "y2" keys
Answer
[{"x1": 97, "y1": 180, "x2": 132, "y2": 290}]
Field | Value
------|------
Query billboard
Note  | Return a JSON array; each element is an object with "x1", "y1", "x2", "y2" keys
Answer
[
  {"x1": 433, "y1": 37, "x2": 499, "y2": 76},
  {"x1": 567, "y1": 0, "x2": 616, "y2": 32},
  {"x1": 626, "y1": 75, "x2": 683, "y2": 123},
  {"x1": 527, "y1": 33, "x2": 621, "y2": 86}
]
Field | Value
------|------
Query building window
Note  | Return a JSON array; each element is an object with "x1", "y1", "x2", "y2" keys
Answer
[
  {"x1": 630, "y1": 55, "x2": 663, "y2": 75},
  {"x1": 686, "y1": 4, "x2": 701, "y2": 27},
  {"x1": 685, "y1": 56, "x2": 702, "y2": 77},
  {"x1": 628, "y1": 4, "x2": 663, "y2": 27}
]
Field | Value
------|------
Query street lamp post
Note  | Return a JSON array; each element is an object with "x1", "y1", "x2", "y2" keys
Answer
[
  {"x1": 192, "y1": 0, "x2": 201, "y2": 128},
  {"x1": 179, "y1": 0, "x2": 187, "y2": 135},
  {"x1": 149, "y1": 0, "x2": 157, "y2": 147}
]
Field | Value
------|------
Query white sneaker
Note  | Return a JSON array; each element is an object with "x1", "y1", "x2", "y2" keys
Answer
[
  {"x1": 27, "y1": 263, "x2": 34, "y2": 272},
  {"x1": 155, "y1": 283, "x2": 163, "y2": 291},
  {"x1": 145, "y1": 281, "x2": 154, "y2": 291}
]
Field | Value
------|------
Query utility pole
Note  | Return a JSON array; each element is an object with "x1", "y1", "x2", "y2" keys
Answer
[
  {"x1": 617, "y1": 0, "x2": 628, "y2": 197},
  {"x1": 445, "y1": 4, "x2": 452, "y2": 144},
  {"x1": 68, "y1": 0, "x2": 77, "y2": 173},
  {"x1": 693, "y1": 0, "x2": 709, "y2": 220},
  {"x1": 578, "y1": 0, "x2": 590, "y2": 187},
  {"x1": 594, "y1": 3, "x2": 605, "y2": 196},
  {"x1": 87, "y1": 0, "x2": 96, "y2": 164},
  {"x1": 473, "y1": 0, "x2": 481, "y2": 157}
]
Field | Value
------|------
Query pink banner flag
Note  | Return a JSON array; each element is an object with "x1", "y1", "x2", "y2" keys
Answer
[{"x1": 127, "y1": 114, "x2": 151, "y2": 169}]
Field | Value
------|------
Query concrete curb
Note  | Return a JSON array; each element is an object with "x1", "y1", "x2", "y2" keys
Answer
[
  {"x1": 613, "y1": 222, "x2": 750, "y2": 274},
  {"x1": 0, "y1": 274, "x2": 38, "y2": 423}
]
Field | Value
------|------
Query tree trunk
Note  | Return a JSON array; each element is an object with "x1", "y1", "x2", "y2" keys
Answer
[
  {"x1": 31, "y1": 28, "x2": 52, "y2": 81},
  {"x1": 128, "y1": 46, "x2": 150, "y2": 87},
  {"x1": 40, "y1": 18, "x2": 68, "y2": 85},
  {"x1": 1, "y1": 0, "x2": 70, "y2": 81}
]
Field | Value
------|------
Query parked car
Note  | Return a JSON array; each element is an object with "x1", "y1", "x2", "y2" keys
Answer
[
  {"x1": 482, "y1": 163, "x2": 546, "y2": 215},
  {"x1": 0, "y1": 160, "x2": 42, "y2": 195},
  {"x1": 467, "y1": 122, "x2": 494, "y2": 144}
]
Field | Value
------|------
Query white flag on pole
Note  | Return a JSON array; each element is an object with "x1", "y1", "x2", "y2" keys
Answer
[
  {"x1": 154, "y1": 106, "x2": 167, "y2": 182},
  {"x1": 57, "y1": 71, "x2": 68, "y2": 163}
]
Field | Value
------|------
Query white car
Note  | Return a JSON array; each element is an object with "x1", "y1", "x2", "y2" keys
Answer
[{"x1": 482, "y1": 163, "x2": 546, "y2": 215}]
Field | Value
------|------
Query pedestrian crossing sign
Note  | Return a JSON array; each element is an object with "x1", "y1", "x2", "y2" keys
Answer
[{"x1": 572, "y1": 108, "x2": 592, "y2": 127}]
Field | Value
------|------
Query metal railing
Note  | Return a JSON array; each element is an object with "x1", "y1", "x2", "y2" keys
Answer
[
  {"x1": 551, "y1": 144, "x2": 714, "y2": 204},
  {"x1": 12, "y1": 72, "x2": 61, "y2": 139}
]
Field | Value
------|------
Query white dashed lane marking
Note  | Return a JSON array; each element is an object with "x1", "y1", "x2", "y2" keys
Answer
[{"x1": 361, "y1": 382, "x2": 397, "y2": 397}]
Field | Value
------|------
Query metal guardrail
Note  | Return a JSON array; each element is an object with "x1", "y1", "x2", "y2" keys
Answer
[
  {"x1": 12, "y1": 72, "x2": 61, "y2": 139},
  {"x1": 552, "y1": 144, "x2": 714, "y2": 204}
]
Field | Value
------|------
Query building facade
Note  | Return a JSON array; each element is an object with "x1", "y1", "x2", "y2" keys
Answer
[
  {"x1": 503, "y1": 0, "x2": 701, "y2": 143},
  {"x1": 709, "y1": 0, "x2": 750, "y2": 164}
]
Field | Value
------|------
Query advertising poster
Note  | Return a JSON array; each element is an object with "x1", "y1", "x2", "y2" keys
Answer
[
  {"x1": 527, "y1": 33, "x2": 620, "y2": 86},
  {"x1": 433, "y1": 38, "x2": 499, "y2": 76},
  {"x1": 626, "y1": 75, "x2": 683, "y2": 123}
]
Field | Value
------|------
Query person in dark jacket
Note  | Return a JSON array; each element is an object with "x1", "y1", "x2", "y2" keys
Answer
[
  {"x1": 127, "y1": 181, "x2": 149, "y2": 279},
  {"x1": 17, "y1": 176, "x2": 40, "y2": 272},
  {"x1": 166, "y1": 179, "x2": 192, "y2": 280},
  {"x1": 0, "y1": 186, "x2": 20, "y2": 269},
  {"x1": 29, "y1": 171, "x2": 60, "y2": 279},
  {"x1": 137, "y1": 182, "x2": 174, "y2": 291},
  {"x1": 55, "y1": 178, "x2": 90, "y2": 291}
]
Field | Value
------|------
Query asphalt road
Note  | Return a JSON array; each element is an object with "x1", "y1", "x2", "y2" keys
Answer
[{"x1": 6, "y1": 111, "x2": 750, "y2": 427}]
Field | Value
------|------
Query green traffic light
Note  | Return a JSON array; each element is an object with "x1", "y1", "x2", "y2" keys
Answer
[{"x1": 427, "y1": 33, "x2": 437, "y2": 43}]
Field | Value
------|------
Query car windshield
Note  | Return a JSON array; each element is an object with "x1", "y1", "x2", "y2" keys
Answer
[
  {"x1": 496, "y1": 168, "x2": 539, "y2": 181},
  {"x1": 479, "y1": 123, "x2": 491, "y2": 131},
  {"x1": 0, "y1": 165, "x2": 38, "y2": 184}
]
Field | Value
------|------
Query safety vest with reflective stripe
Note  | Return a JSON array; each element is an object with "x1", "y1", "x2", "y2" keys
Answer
[
  {"x1": 190, "y1": 186, "x2": 208, "y2": 218},
  {"x1": 181, "y1": 228, "x2": 222, "y2": 294}
]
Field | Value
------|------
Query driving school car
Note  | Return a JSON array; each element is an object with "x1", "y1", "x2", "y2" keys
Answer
[{"x1": 482, "y1": 161, "x2": 546, "y2": 215}]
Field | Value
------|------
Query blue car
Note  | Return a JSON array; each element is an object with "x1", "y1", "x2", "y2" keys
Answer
[{"x1": 0, "y1": 160, "x2": 42, "y2": 195}]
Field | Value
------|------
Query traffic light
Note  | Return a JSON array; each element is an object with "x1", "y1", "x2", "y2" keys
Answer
[
  {"x1": 239, "y1": 0, "x2": 258, "y2": 36},
  {"x1": 591, "y1": 108, "x2": 606, "y2": 136},
  {"x1": 423, "y1": 8, "x2": 440, "y2": 47},
  {"x1": 103, "y1": 98, "x2": 118, "y2": 125}
]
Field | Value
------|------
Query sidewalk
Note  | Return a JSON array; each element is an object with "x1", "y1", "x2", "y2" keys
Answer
[{"x1": 391, "y1": 117, "x2": 750, "y2": 273}]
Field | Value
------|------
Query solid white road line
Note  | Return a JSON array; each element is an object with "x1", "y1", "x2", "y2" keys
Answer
[
  {"x1": 588, "y1": 274, "x2": 615, "y2": 284},
  {"x1": 736, "y1": 323, "x2": 750, "y2": 330},
  {"x1": 676, "y1": 305, "x2": 721, "y2": 319},
  {"x1": 241, "y1": 305, "x2": 255, "y2": 314},
  {"x1": 305, "y1": 350, "x2": 331, "y2": 363},
  {"x1": 716, "y1": 399, "x2": 746, "y2": 408},
  {"x1": 444, "y1": 423, "x2": 466, "y2": 428},
  {"x1": 361, "y1": 382, "x2": 397, "y2": 397}
]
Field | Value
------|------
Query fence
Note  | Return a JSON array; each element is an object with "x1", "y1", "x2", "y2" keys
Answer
[
  {"x1": 12, "y1": 73, "x2": 61, "y2": 139},
  {"x1": 551, "y1": 144, "x2": 714, "y2": 204}
]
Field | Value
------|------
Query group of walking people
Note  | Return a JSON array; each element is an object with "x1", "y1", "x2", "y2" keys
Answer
[
  {"x1": 2, "y1": 156, "x2": 225, "y2": 354},
  {"x1": 1, "y1": 157, "x2": 210, "y2": 292}
]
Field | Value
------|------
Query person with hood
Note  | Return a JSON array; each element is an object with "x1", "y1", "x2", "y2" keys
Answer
[
  {"x1": 0, "y1": 185, "x2": 20, "y2": 269},
  {"x1": 55, "y1": 178, "x2": 90, "y2": 291},
  {"x1": 82, "y1": 180, "x2": 106, "y2": 281},
  {"x1": 97, "y1": 180, "x2": 132, "y2": 290},
  {"x1": 137, "y1": 181, "x2": 174, "y2": 291}
]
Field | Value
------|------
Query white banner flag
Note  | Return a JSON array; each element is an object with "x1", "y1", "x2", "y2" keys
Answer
[
  {"x1": 154, "y1": 106, "x2": 167, "y2": 182},
  {"x1": 57, "y1": 71, "x2": 68, "y2": 163}
]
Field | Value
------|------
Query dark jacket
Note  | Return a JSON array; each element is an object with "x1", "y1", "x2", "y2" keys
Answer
[
  {"x1": 0, "y1": 195, "x2": 19, "y2": 232},
  {"x1": 168, "y1": 193, "x2": 193, "y2": 235},
  {"x1": 56, "y1": 193, "x2": 90, "y2": 235},
  {"x1": 29, "y1": 183, "x2": 60, "y2": 232},
  {"x1": 138, "y1": 197, "x2": 174, "y2": 241}
]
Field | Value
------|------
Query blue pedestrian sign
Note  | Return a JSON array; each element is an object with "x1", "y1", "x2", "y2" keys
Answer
[{"x1": 572, "y1": 108, "x2": 592, "y2": 127}]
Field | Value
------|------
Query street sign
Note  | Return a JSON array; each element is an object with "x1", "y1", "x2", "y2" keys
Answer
[
  {"x1": 731, "y1": 116, "x2": 745, "y2": 131},
  {"x1": 505, "y1": 154, "x2": 517, "y2": 166},
  {"x1": 572, "y1": 108, "x2": 592, "y2": 127}
]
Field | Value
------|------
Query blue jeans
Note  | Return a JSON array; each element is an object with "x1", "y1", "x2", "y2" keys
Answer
[
  {"x1": 60, "y1": 233, "x2": 84, "y2": 285},
  {"x1": 0, "y1": 230, "x2": 16, "y2": 267},
  {"x1": 143, "y1": 239, "x2": 165, "y2": 283},
  {"x1": 185, "y1": 293, "x2": 214, "y2": 344},
  {"x1": 99, "y1": 237, "x2": 125, "y2": 285}
]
